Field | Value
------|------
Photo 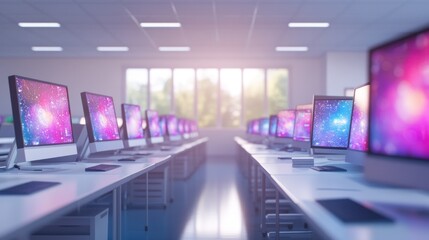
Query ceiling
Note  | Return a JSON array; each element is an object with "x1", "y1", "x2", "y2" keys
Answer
[{"x1": 0, "y1": 0, "x2": 428, "y2": 58}]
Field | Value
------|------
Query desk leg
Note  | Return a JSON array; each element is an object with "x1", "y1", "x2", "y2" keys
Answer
[
  {"x1": 112, "y1": 186, "x2": 122, "y2": 240},
  {"x1": 254, "y1": 162, "x2": 258, "y2": 205},
  {"x1": 275, "y1": 189, "x2": 279, "y2": 240},
  {"x1": 261, "y1": 172, "x2": 266, "y2": 235},
  {"x1": 145, "y1": 172, "x2": 149, "y2": 231}
]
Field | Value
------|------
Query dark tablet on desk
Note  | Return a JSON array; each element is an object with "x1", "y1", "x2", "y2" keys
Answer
[
  {"x1": 311, "y1": 166, "x2": 346, "y2": 172},
  {"x1": 317, "y1": 198, "x2": 394, "y2": 223},
  {"x1": 0, "y1": 181, "x2": 60, "y2": 195},
  {"x1": 85, "y1": 164, "x2": 120, "y2": 172}
]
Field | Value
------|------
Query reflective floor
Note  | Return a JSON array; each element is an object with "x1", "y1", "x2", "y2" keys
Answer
[{"x1": 122, "y1": 158, "x2": 260, "y2": 240}]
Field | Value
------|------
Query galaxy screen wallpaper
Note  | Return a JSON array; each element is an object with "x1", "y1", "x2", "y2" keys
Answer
[
  {"x1": 349, "y1": 85, "x2": 369, "y2": 151},
  {"x1": 370, "y1": 30, "x2": 429, "y2": 159},
  {"x1": 293, "y1": 109, "x2": 312, "y2": 142},
  {"x1": 85, "y1": 93, "x2": 120, "y2": 142},
  {"x1": 123, "y1": 104, "x2": 144, "y2": 140},
  {"x1": 251, "y1": 119, "x2": 260, "y2": 135},
  {"x1": 184, "y1": 119, "x2": 191, "y2": 133},
  {"x1": 269, "y1": 115, "x2": 278, "y2": 136},
  {"x1": 146, "y1": 110, "x2": 162, "y2": 137},
  {"x1": 167, "y1": 115, "x2": 179, "y2": 136},
  {"x1": 159, "y1": 116, "x2": 167, "y2": 136},
  {"x1": 15, "y1": 77, "x2": 73, "y2": 146},
  {"x1": 312, "y1": 99, "x2": 353, "y2": 148},
  {"x1": 276, "y1": 110, "x2": 295, "y2": 138},
  {"x1": 259, "y1": 118, "x2": 269, "y2": 136}
]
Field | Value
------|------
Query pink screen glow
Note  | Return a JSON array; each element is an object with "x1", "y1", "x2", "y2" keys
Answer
[
  {"x1": 123, "y1": 104, "x2": 144, "y2": 139},
  {"x1": 276, "y1": 110, "x2": 295, "y2": 138},
  {"x1": 293, "y1": 109, "x2": 312, "y2": 142},
  {"x1": 370, "y1": 30, "x2": 429, "y2": 159},
  {"x1": 15, "y1": 77, "x2": 73, "y2": 146},
  {"x1": 349, "y1": 85, "x2": 369, "y2": 151},
  {"x1": 85, "y1": 93, "x2": 120, "y2": 142},
  {"x1": 146, "y1": 110, "x2": 162, "y2": 137}
]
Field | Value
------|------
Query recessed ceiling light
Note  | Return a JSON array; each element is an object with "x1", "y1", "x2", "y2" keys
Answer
[
  {"x1": 19, "y1": 22, "x2": 61, "y2": 28},
  {"x1": 275, "y1": 46, "x2": 308, "y2": 52},
  {"x1": 140, "y1": 22, "x2": 181, "y2": 28},
  {"x1": 97, "y1": 46, "x2": 129, "y2": 52},
  {"x1": 288, "y1": 22, "x2": 330, "y2": 28},
  {"x1": 31, "y1": 46, "x2": 63, "y2": 52},
  {"x1": 158, "y1": 46, "x2": 190, "y2": 52}
]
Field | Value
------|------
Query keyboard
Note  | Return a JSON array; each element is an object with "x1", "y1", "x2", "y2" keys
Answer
[
  {"x1": 85, "y1": 164, "x2": 120, "y2": 172},
  {"x1": 0, "y1": 181, "x2": 60, "y2": 195},
  {"x1": 317, "y1": 198, "x2": 394, "y2": 223}
]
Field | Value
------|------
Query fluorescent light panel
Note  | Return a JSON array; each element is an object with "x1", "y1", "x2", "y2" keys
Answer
[
  {"x1": 140, "y1": 22, "x2": 181, "y2": 28},
  {"x1": 159, "y1": 46, "x2": 190, "y2": 52},
  {"x1": 288, "y1": 22, "x2": 329, "y2": 28},
  {"x1": 19, "y1": 22, "x2": 61, "y2": 28},
  {"x1": 97, "y1": 46, "x2": 129, "y2": 52},
  {"x1": 276, "y1": 46, "x2": 308, "y2": 52},
  {"x1": 32, "y1": 46, "x2": 63, "y2": 52}
]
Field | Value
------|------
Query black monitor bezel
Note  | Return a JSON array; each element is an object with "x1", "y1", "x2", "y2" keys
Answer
[
  {"x1": 311, "y1": 95, "x2": 354, "y2": 150},
  {"x1": 121, "y1": 103, "x2": 144, "y2": 140},
  {"x1": 9, "y1": 75, "x2": 75, "y2": 149},
  {"x1": 368, "y1": 25, "x2": 429, "y2": 163},
  {"x1": 81, "y1": 91, "x2": 121, "y2": 143}
]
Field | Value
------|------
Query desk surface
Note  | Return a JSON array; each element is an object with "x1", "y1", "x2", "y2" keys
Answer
[{"x1": 236, "y1": 136, "x2": 429, "y2": 240}]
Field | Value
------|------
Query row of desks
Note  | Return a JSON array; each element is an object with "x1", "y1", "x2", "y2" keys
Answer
[
  {"x1": 235, "y1": 137, "x2": 429, "y2": 240},
  {"x1": 0, "y1": 137, "x2": 207, "y2": 240}
]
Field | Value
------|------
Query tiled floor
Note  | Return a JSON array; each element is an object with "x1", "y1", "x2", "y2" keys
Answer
[{"x1": 121, "y1": 158, "x2": 260, "y2": 240}]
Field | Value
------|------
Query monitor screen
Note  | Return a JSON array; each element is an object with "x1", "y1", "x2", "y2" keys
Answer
[
  {"x1": 369, "y1": 29, "x2": 429, "y2": 160},
  {"x1": 166, "y1": 115, "x2": 179, "y2": 136},
  {"x1": 259, "y1": 118, "x2": 269, "y2": 136},
  {"x1": 159, "y1": 115, "x2": 167, "y2": 136},
  {"x1": 184, "y1": 119, "x2": 191, "y2": 134},
  {"x1": 177, "y1": 118, "x2": 185, "y2": 134},
  {"x1": 269, "y1": 115, "x2": 278, "y2": 137},
  {"x1": 121, "y1": 104, "x2": 144, "y2": 140},
  {"x1": 190, "y1": 120, "x2": 198, "y2": 133},
  {"x1": 9, "y1": 76, "x2": 74, "y2": 148},
  {"x1": 81, "y1": 92, "x2": 121, "y2": 143},
  {"x1": 293, "y1": 108, "x2": 312, "y2": 142},
  {"x1": 311, "y1": 96, "x2": 353, "y2": 149},
  {"x1": 251, "y1": 119, "x2": 260, "y2": 135},
  {"x1": 145, "y1": 110, "x2": 162, "y2": 138},
  {"x1": 276, "y1": 110, "x2": 295, "y2": 138},
  {"x1": 349, "y1": 84, "x2": 370, "y2": 152}
]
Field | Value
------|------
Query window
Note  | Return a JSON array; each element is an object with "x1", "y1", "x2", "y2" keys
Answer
[
  {"x1": 197, "y1": 69, "x2": 218, "y2": 128},
  {"x1": 267, "y1": 69, "x2": 289, "y2": 114},
  {"x1": 174, "y1": 69, "x2": 195, "y2": 119},
  {"x1": 125, "y1": 67, "x2": 289, "y2": 128},
  {"x1": 220, "y1": 69, "x2": 242, "y2": 128},
  {"x1": 243, "y1": 69, "x2": 265, "y2": 123},
  {"x1": 150, "y1": 68, "x2": 172, "y2": 114},
  {"x1": 125, "y1": 68, "x2": 148, "y2": 110}
]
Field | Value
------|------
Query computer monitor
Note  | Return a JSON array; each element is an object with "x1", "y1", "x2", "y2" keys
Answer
[
  {"x1": 145, "y1": 110, "x2": 164, "y2": 144},
  {"x1": 275, "y1": 110, "x2": 296, "y2": 145},
  {"x1": 159, "y1": 115, "x2": 168, "y2": 138},
  {"x1": 365, "y1": 27, "x2": 429, "y2": 191},
  {"x1": 8, "y1": 75, "x2": 77, "y2": 163},
  {"x1": 292, "y1": 105, "x2": 313, "y2": 150},
  {"x1": 311, "y1": 96, "x2": 353, "y2": 155},
  {"x1": 268, "y1": 115, "x2": 278, "y2": 137},
  {"x1": 164, "y1": 115, "x2": 181, "y2": 141},
  {"x1": 121, "y1": 104, "x2": 146, "y2": 148},
  {"x1": 81, "y1": 92, "x2": 123, "y2": 153},
  {"x1": 259, "y1": 117, "x2": 270, "y2": 137},
  {"x1": 346, "y1": 84, "x2": 370, "y2": 166},
  {"x1": 251, "y1": 119, "x2": 261, "y2": 135},
  {"x1": 183, "y1": 118, "x2": 191, "y2": 139},
  {"x1": 190, "y1": 120, "x2": 199, "y2": 138}
]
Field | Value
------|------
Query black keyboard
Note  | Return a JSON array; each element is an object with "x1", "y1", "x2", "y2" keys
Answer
[
  {"x1": 85, "y1": 164, "x2": 120, "y2": 172},
  {"x1": 0, "y1": 181, "x2": 60, "y2": 195},
  {"x1": 317, "y1": 198, "x2": 394, "y2": 223}
]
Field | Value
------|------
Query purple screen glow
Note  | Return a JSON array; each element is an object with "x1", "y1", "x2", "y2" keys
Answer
[
  {"x1": 276, "y1": 110, "x2": 295, "y2": 138},
  {"x1": 349, "y1": 85, "x2": 369, "y2": 151},
  {"x1": 166, "y1": 115, "x2": 179, "y2": 136},
  {"x1": 15, "y1": 77, "x2": 73, "y2": 146},
  {"x1": 370, "y1": 30, "x2": 429, "y2": 159},
  {"x1": 159, "y1": 116, "x2": 167, "y2": 136},
  {"x1": 269, "y1": 115, "x2": 278, "y2": 136},
  {"x1": 123, "y1": 104, "x2": 144, "y2": 140},
  {"x1": 251, "y1": 119, "x2": 260, "y2": 135},
  {"x1": 85, "y1": 93, "x2": 120, "y2": 142},
  {"x1": 259, "y1": 118, "x2": 269, "y2": 136},
  {"x1": 146, "y1": 110, "x2": 162, "y2": 138},
  {"x1": 293, "y1": 109, "x2": 312, "y2": 142},
  {"x1": 312, "y1": 98, "x2": 353, "y2": 148}
]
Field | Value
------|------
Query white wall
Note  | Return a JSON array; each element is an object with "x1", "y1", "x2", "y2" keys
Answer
[
  {"x1": 0, "y1": 57, "x2": 326, "y2": 157},
  {"x1": 326, "y1": 52, "x2": 368, "y2": 96}
]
